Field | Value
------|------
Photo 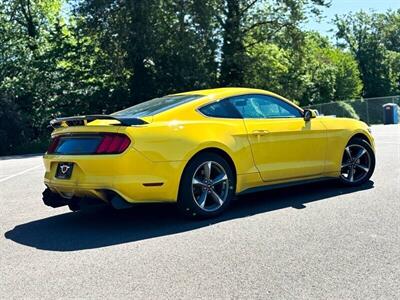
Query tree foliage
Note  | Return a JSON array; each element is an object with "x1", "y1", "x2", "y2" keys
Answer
[
  {"x1": 244, "y1": 32, "x2": 363, "y2": 105},
  {"x1": 335, "y1": 10, "x2": 400, "y2": 98},
  {"x1": 0, "y1": 1, "x2": 398, "y2": 155}
]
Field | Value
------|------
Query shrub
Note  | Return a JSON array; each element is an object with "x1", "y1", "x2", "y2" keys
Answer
[{"x1": 313, "y1": 101, "x2": 360, "y2": 119}]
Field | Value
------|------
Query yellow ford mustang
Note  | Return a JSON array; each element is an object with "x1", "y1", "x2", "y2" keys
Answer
[{"x1": 42, "y1": 88, "x2": 375, "y2": 218}]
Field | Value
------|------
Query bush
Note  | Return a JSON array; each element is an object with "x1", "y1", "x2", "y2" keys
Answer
[{"x1": 312, "y1": 101, "x2": 360, "y2": 119}]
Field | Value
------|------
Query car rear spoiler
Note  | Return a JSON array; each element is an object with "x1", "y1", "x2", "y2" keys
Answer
[{"x1": 49, "y1": 114, "x2": 148, "y2": 129}]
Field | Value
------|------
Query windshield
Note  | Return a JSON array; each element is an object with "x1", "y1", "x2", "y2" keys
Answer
[{"x1": 112, "y1": 95, "x2": 202, "y2": 118}]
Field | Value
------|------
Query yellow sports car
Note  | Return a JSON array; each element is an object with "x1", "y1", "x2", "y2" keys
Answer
[{"x1": 42, "y1": 88, "x2": 375, "y2": 218}]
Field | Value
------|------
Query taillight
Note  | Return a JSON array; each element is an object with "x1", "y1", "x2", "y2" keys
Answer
[
  {"x1": 96, "y1": 134, "x2": 131, "y2": 154},
  {"x1": 46, "y1": 133, "x2": 131, "y2": 155},
  {"x1": 47, "y1": 136, "x2": 60, "y2": 154}
]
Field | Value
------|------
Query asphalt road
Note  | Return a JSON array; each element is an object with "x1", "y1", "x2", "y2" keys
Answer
[{"x1": 1, "y1": 125, "x2": 399, "y2": 299}]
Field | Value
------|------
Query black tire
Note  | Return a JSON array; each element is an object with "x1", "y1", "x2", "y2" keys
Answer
[
  {"x1": 177, "y1": 152, "x2": 236, "y2": 219},
  {"x1": 339, "y1": 138, "x2": 375, "y2": 187}
]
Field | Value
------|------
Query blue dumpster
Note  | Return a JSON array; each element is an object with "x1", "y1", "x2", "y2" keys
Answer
[{"x1": 382, "y1": 103, "x2": 398, "y2": 124}]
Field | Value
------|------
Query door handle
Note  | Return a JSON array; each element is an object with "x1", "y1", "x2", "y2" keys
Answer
[{"x1": 252, "y1": 130, "x2": 269, "y2": 136}]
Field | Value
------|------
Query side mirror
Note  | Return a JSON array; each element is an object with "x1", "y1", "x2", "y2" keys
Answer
[{"x1": 303, "y1": 109, "x2": 317, "y2": 121}]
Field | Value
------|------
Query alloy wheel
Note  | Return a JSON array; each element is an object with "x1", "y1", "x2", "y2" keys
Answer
[
  {"x1": 191, "y1": 161, "x2": 229, "y2": 212},
  {"x1": 340, "y1": 144, "x2": 371, "y2": 183}
]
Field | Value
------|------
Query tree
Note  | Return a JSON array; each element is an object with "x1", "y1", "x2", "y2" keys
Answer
[
  {"x1": 151, "y1": 0, "x2": 219, "y2": 94},
  {"x1": 244, "y1": 32, "x2": 363, "y2": 105},
  {"x1": 75, "y1": 0, "x2": 220, "y2": 102},
  {"x1": 219, "y1": 0, "x2": 245, "y2": 86},
  {"x1": 0, "y1": 0, "x2": 64, "y2": 153},
  {"x1": 335, "y1": 10, "x2": 400, "y2": 97},
  {"x1": 219, "y1": 0, "x2": 330, "y2": 86},
  {"x1": 328, "y1": 48, "x2": 363, "y2": 101},
  {"x1": 75, "y1": 0, "x2": 157, "y2": 103},
  {"x1": 243, "y1": 43, "x2": 290, "y2": 95},
  {"x1": 0, "y1": 1, "x2": 397, "y2": 155}
]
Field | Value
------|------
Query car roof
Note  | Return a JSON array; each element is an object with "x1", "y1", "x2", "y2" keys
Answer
[
  {"x1": 171, "y1": 87, "x2": 301, "y2": 110},
  {"x1": 173, "y1": 87, "x2": 277, "y2": 98}
]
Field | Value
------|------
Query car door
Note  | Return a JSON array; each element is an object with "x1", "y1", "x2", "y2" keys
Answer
[{"x1": 229, "y1": 94, "x2": 327, "y2": 182}]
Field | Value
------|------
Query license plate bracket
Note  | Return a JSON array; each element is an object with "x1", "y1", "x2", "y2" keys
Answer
[{"x1": 55, "y1": 162, "x2": 74, "y2": 179}]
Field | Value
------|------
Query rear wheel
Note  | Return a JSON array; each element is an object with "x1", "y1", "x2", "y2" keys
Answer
[
  {"x1": 177, "y1": 152, "x2": 235, "y2": 218},
  {"x1": 339, "y1": 138, "x2": 375, "y2": 186}
]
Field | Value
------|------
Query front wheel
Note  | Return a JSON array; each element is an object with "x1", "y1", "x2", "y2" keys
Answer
[
  {"x1": 177, "y1": 153, "x2": 236, "y2": 218},
  {"x1": 339, "y1": 138, "x2": 375, "y2": 186}
]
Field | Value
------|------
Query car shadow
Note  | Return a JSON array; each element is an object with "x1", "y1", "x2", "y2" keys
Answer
[{"x1": 5, "y1": 180, "x2": 374, "y2": 252}]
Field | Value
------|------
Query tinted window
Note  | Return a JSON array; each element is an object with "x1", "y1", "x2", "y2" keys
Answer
[
  {"x1": 112, "y1": 95, "x2": 202, "y2": 118},
  {"x1": 199, "y1": 100, "x2": 242, "y2": 118},
  {"x1": 230, "y1": 95, "x2": 301, "y2": 119}
]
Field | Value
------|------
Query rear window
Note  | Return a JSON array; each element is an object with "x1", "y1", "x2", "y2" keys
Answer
[{"x1": 112, "y1": 95, "x2": 202, "y2": 118}]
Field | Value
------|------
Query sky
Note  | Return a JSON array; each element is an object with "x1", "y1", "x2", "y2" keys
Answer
[{"x1": 304, "y1": 0, "x2": 400, "y2": 38}]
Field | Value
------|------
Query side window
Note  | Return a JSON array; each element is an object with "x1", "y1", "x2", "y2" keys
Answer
[
  {"x1": 198, "y1": 100, "x2": 242, "y2": 118},
  {"x1": 229, "y1": 95, "x2": 301, "y2": 119}
]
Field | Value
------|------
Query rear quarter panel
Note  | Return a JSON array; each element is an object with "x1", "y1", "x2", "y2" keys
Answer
[{"x1": 121, "y1": 119, "x2": 258, "y2": 176}]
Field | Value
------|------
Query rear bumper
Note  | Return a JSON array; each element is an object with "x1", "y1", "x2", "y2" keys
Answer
[{"x1": 43, "y1": 148, "x2": 186, "y2": 203}]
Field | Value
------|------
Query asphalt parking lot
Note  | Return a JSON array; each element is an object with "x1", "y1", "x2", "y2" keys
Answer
[{"x1": 0, "y1": 125, "x2": 399, "y2": 299}]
